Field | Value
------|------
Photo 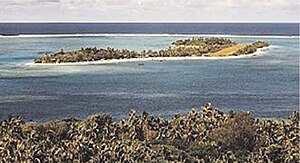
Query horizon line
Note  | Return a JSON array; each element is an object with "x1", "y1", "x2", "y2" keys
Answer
[{"x1": 0, "y1": 21, "x2": 299, "y2": 23}]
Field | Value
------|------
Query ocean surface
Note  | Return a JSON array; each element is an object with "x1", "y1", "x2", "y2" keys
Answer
[{"x1": 0, "y1": 23, "x2": 299, "y2": 121}]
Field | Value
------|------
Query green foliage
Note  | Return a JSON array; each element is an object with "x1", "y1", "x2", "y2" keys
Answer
[
  {"x1": 210, "y1": 111, "x2": 256, "y2": 151},
  {"x1": 232, "y1": 41, "x2": 269, "y2": 56},
  {"x1": 0, "y1": 104, "x2": 298, "y2": 162}
]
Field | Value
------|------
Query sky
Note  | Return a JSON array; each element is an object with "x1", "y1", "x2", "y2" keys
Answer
[{"x1": 0, "y1": 0, "x2": 299, "y2": 22}]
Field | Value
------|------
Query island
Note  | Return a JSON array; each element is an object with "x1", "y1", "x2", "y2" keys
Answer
[
  {"x1": 0, "y1": 103, "x2": 298, "y2": 162},
  {"x1": 34, "y1": 37, "x2": 269, "y2": 64}
]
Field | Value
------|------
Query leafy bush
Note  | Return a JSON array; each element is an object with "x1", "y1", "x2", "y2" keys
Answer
[
  {"x1": 210, "y1": 111, "x2": 256, "y2": 151},
  {"x1": 0, "y1": 104, "x2": 298, "y2": 162}
]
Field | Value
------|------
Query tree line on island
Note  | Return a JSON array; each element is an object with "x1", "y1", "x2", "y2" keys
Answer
[
  {"x1": 0, "y1": 103, "x2": 298, "y2": 162},
  {"x1": 34, "y1": 37, "x2": 269, "y2": 64}
]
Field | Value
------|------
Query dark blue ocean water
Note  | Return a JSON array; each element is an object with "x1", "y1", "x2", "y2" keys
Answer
[
  {"x1": 0, "y1": 23, "x2": 299, "y2": 121},
  {"x1": 0, "y1": 23, "x2": 299, "y2": 36}
]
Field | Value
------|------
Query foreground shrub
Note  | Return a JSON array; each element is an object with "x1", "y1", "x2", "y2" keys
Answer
[
  {"x1": 210, "y1": 111, "x2": 256, "y2": 151},
  {"x1": 0, "y1": 103, "x2": 299, "y2": 162}
]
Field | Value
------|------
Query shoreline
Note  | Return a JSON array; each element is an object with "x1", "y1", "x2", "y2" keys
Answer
[{"x1": 26, "y1": 46, "x2": 270, "y2": 66}]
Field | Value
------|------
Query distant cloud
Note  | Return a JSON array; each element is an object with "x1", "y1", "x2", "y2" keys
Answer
[
  {"x1": 2, "y1": 0, "x2": 60, "y2": 6},
  {"x1": 0, "y1": 0, "x2": 299, "y2": 22}
]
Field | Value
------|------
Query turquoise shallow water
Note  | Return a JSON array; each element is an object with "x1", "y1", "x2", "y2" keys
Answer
[{"x1": 0, "y1": 35, "x2": 299, "y2": 121}]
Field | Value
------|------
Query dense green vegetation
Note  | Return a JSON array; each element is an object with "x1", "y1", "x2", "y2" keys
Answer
[
  {"x1": 232, "y1": 41, "x2": 270, "y2": 56},
  {"x1": 34, "y1": 37, "x2": 269, "y2": 63},
  {"x1": 171, "y1": 37, "x2": 236, "y2": 47},
  {"x1": 1, "y1": 103, "x2": 298, "y2": 162}
]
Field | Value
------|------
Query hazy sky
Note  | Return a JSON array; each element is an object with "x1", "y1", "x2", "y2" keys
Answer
[{"x1": 0, "y1": 0, "x2": 299, "y2": 22}]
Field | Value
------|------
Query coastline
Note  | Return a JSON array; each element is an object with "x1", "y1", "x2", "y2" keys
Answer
[{"x1": 26, "y1": 46, "x2": 271, "y2": 66}]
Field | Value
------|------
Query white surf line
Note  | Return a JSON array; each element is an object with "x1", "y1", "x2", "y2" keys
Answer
[{"x1": 1, "y1": 33, "x2": 299, "y2": 39}]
